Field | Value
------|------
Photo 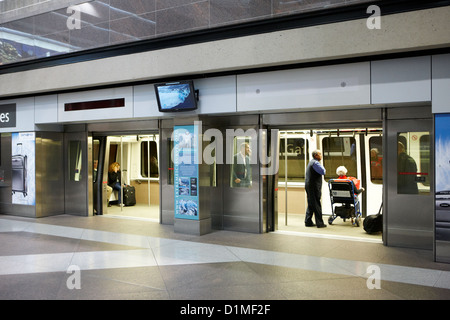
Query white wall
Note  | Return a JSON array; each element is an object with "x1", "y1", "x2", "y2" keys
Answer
[
  {"x1": 237, "y1": 62, "x2": 370, "y2": 112},
  {"x1": 2, "y1": 54, "x2": 450, "y2": 128},
  {"x1": 371, "y1": 56, "x2": 431, "y2": 104},
  {"x1": 134, "y1": 76, "x2": 237, "y2": 118},
  {"x1": 432, "y1": 54, "x2": 450, "y2": 114}
]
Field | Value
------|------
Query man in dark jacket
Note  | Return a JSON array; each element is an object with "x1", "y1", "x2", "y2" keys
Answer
[
  {"x1": 305, "y1": 150, "x2": 327, "y2": 228},
  {"x1": 397, "y1": 142, "x2": 418, "y2": 194}
]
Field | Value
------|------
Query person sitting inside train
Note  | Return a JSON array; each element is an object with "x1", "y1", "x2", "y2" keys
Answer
[
  {"x1": 335, "y1": 166, "x2": 364, "y2": 195},
  {"x1": 108, "y1": 162, "x2": 125, "y2": 207},
  {"x1": 335, "y1": 166, "x2": 364, "y2": 214}
]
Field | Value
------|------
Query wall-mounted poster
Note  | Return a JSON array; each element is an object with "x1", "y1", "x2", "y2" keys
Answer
[
  {"x1": 12, "y1": 132, "x2": 36, "y2": 205},
  {"x1": 435, "y1": 114, "x2": 450, "y2": 262},
  {"x1": 174, "y1": 125, "x2": 199, "y2": 220}
]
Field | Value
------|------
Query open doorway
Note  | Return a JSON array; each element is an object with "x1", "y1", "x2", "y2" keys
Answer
[
  {"x1": 92, "y1": 133, "x2": 160, "y2": 221},
  {"x1": 276, "y1": 127, "x2": 383, "y2": 241}
]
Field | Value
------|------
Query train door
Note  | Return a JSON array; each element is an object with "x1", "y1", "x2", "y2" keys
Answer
[
  {"x1": 221, "y1": 124, "x2": 261, "y2": 233},
  {"x1": 93, "y1": 133, "x2": 160, "y2": 220},
  {"x1": 385, "y1": 118, "x2": 433, "y2": 249},
  {"x1": 276, "y1": 127, "x2": 383, "y2": 239}
]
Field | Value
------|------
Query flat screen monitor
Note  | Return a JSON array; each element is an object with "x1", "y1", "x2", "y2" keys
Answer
[{"x1": 154, "y1": 80, "x2": 198, "y2": 112}]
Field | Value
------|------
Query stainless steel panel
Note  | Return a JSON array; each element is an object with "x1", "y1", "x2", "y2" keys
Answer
[
  {"x1": 35, "y1": 132, "x2": 64, "y2": 217},
  {"x1": 222, "y1": 124, "x2": 261, "y2": 233},
  {"x1": 64, "y1": 130, "x2": 88, "y2": 216}
]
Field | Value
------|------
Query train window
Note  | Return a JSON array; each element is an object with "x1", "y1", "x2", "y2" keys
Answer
[
  {"x1": 279, "y1": 137, "x2": 309, "y2": 182},
  {"x1": 322, "y1": 137, "x2": 357, "y2": 181},
  {"x1": 140, "y1": 141, "x2": 159, "y2": 178},
  {"x1": 369, "y1": 136, "x2": 383, "y2": 184},
  {"x1": 230, "y1": 137, "x2": 253, "y2": 188},
  {"x1": 397, "y1": 132, "x2": 430, "y2": 195}
]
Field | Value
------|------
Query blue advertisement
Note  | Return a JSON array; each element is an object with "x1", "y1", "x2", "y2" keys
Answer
[
  {"x1": 436, "y1": 114, "x2": 450, "y2": 245},
  {"x1": 174, "y1": 125, "x2": 199, "y2": 220}
]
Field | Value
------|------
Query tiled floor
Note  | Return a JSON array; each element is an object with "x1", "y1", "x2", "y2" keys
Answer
[{"x1": 1, "y1": 214, "x2": 450, "y2": 301}]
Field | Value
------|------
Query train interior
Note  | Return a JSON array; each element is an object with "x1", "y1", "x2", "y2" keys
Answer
[
  {"x1": 93, "y1": 133, "x2": 160, "y2": 222},
  {"x1": 276, "y1": 128, "x2": 384, "y2": 241}
]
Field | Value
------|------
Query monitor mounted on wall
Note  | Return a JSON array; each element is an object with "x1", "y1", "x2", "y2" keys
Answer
[{"x1": 154, "y1": 80, "x2": 198, "y2": 112}]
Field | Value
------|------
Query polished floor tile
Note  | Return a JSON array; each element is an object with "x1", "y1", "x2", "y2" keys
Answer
[{"x1": 1, "y1": 215, "x2": 450, "y2": 300}]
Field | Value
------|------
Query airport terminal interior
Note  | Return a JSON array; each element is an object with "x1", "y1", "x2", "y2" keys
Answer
[{"x1": 1, "y1": 0, "x2": 450, "y2": 302}]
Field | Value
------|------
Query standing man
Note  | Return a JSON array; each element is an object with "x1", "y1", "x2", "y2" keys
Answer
[
  {"x1": 397, "y1": 142, "x2": 418, "y2": 194},
  {"x1": 305, "y1": 150, "x2": 327, "y2": 228}
]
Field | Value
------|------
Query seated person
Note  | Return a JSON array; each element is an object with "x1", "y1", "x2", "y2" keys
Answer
[
  {"x1": 336, "y1": 166, "x2": 364, "y2": 194},
  {"x1": 335, "y1": 166, "x2": 364, "y2": 215},
  {"x1": 108, "y1": 162, "x2": 126, "y2": 207}
]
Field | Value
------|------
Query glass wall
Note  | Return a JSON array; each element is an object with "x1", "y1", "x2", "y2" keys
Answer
[{"x1": 1, "y1": 0, "x2": 372, "y2": 65}]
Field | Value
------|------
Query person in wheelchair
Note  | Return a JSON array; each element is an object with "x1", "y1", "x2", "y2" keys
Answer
[
  {"x1": 335, "y1": 166, "x2": 364, "y2": 216},
  {"x1": 336, "y1": 166, "x2": 364, "y2": 195}
]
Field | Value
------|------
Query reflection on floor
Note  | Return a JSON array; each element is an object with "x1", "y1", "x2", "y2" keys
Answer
[
  {"x1": 104, "y1": 204, "x2": 159, "y2": 222},
  {"x1": 277, "y1": 213, "x2": 382, "y2": 243},
  {"x1": 1, "y1": 214, "x2": 450, "y2": 301}
]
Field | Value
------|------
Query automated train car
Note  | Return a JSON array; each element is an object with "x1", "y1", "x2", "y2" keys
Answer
[{"x1": 89, "y1": 125, "x2": 430, "y2": 241}]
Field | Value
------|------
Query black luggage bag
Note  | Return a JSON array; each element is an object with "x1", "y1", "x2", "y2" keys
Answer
[
  {"x1": 123, "y1": 185, "x2": 136, "y2": 206},
  {"x1": 363, "y1": 203, "x2": 383, "y2": 234}
]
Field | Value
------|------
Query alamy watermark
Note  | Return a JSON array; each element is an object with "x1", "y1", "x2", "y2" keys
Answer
[
  {"x1": 366, "y1": 265, "x2": 381, "y2": 289},
  {"x1": 367, "y1": 5, "x2": 381, "y2": 30},
  {"x1": 66, "y1": 265, "x2": 81, "y2": 290},
  {"x1": 66, "y1": 5, "x2": 82, "y2": 30},
  {"x1": 172, "y1": 121, "x2": 279, "y2": 176}
]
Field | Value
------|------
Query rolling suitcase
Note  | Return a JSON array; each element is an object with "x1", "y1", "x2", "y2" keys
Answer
[
  {"x1": 12, "y1": 146, "x2": 27, "y2": 197},
  {"x1": 123, "y1": 185, "x2": 136, "y2": 206}
]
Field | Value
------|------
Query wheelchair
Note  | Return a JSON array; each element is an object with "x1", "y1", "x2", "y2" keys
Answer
[{"x1": 327, "y1": 179, "x2": 362, "y2": 227}]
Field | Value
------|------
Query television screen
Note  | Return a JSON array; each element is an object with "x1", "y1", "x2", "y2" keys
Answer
[{"x1": 154, "y1": 80, "x2": 198, "y2": 112}]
